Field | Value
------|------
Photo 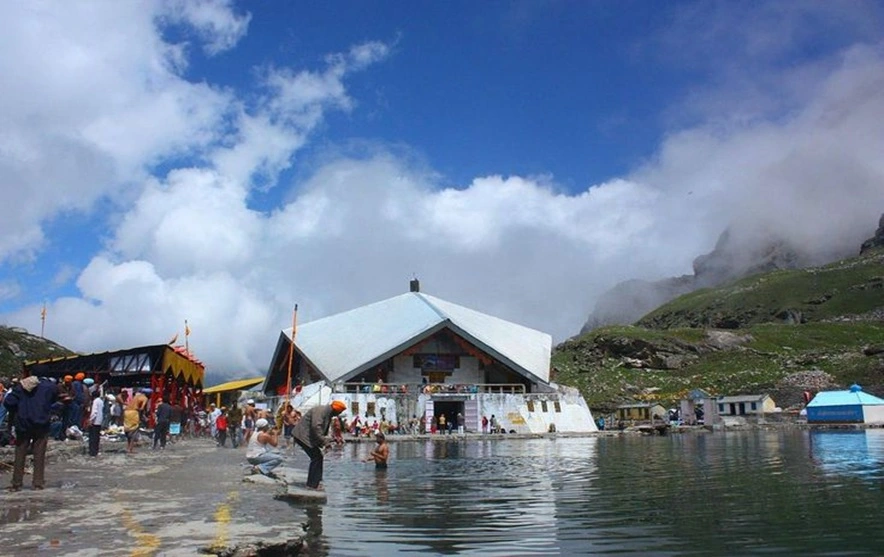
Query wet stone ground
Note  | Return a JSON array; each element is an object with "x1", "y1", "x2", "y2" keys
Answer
[{"x1": 0, "y1": 436, "x2": 316, "y2": 556}]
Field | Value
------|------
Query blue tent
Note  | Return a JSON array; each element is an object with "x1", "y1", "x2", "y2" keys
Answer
[{"x1": 806, "y1": 384, "x2": 884, "y2": 423}]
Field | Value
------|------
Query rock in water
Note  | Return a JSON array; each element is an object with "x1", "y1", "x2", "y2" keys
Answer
[{"x1": 276, "y1": 486, "x2": 328, "y2": 502}]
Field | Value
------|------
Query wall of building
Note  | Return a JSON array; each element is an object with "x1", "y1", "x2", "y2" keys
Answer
[
  {"x1": 807, "y1": 404, "x2": 864, "y2": 423},
  {"x1": 391, "y1": 355, "x2": 482, "y2": 384},
  {"x1": 295, "y1": 380, "x2": 597, "y2": 434},
  {"x1": 863, "y1": 406, "x2": 884, "y2": 424},
  {"x1": 761, "y1": 397, "x2": 777, "y2": 413}
]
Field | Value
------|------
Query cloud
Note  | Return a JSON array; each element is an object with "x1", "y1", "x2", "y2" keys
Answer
[
  {"x1": 162, "y1": 0, "x2": 252, "y2": 56},
  {"x1": 0, "y1": 1, "x2": 241, "y2": 264},
  {"x1": 2, "y1": 3, "x2": 884, "y2": 385}
]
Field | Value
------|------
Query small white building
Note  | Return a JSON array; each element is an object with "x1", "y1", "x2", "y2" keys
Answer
[
  {"x1": 261, "y1": 281, "x2": 597, "y2": 434},
  {"x1": 717, "y1": 394, "x2": 776, "y2": 416}
]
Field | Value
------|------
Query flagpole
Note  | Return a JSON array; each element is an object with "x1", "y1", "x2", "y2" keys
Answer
[
  {"x1": 40, "y1": 302, "x2": 47, "y2": 338},
  {"x1": 185, "y1": 319, "x2": 190, "y2": 354},
  {"x1": 285, "y1": 304, "x2": 298, "y2": 404}
]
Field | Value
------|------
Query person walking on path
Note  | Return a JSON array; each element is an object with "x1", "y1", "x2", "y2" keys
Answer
[
  {"x1": 216, "y1": 409, "x2": 229, "y2": 447},
  {"x1": 122, "y1": 391, "x2": 141, "y2": 454},
  {"x1": 227, "y1": 402, "x2": 242, "y2": 448},
  {"x1": 3, "y1": 376, "x2": 59, "y2": 490},
  {"x1": 153, "y1": 397, "x2": 172, "y2": 450},
  {"x1": 292, "y1": 401, "x2": 346, "y2": 490},
  {"x1": 246, "y1": 418, "x2": 282, "y2": 477},
  {"x1": 169, "y1": 399, "x2": 183, "y2": 443},
  {"x1": 88, "y1": 390, "x2": 104, "y2": 457},
  {"x1": 243, "y1": 400, "x2": 257, "y2": 444},
  {"x1": 282, "y1": 403, "x2": 298, "y2": 449}
]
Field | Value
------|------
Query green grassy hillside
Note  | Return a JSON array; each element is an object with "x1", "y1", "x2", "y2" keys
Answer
[
  {"x1": 637, "y1": 249, "x2": 884, "y2": 330},
  {"x1": 554, "y1": 248, "x2": 884, "y2": 413}
]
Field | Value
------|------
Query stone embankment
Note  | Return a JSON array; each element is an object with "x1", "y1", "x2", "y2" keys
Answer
[{"x1": 0, "y1": 436, "x2": 312, "y2": 556}]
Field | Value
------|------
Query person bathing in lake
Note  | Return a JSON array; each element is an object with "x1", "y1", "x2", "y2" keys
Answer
[{"x1": 364, "y1": 432, "x2": 389, "y2": 469}]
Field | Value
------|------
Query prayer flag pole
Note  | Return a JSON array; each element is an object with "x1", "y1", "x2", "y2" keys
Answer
[
  {"x1": 40, "y1": 302, "x2": 47, "y2": 338},
  {"x1": 285, "y1": 304, "x2": 298, "y2": 404}
]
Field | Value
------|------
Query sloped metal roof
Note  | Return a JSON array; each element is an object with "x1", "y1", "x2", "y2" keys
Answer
[
  {"x1": 718, "y1": 394, "x2": 771, "y2": 403},
  {"x1": 283, "y1": 292, "x2": 552, "y2": 384},
  {"x1": 202, "y1": 377, "x2": 264, "y2": 394},
  {"x1": 807, "y1": 389, "x2": 884, "y2": 407}
]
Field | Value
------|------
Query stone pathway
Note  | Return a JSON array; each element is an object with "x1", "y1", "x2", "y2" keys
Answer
[{"x1": 0, "y1": 437, "x2": 314, "y2": 555}]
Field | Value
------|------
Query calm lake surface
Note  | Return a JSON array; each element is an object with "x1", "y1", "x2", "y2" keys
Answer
[{"x1": 301, "y1": 430, "x2": 884, "y2": 556}]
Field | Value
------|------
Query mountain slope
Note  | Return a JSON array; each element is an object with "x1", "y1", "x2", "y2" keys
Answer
[
  {"x1": 637, "y1": 249, "x2": 884, "y2": 330},
  {"x1": 554, "y1": 248, "x2": 884, "y2": 412}
]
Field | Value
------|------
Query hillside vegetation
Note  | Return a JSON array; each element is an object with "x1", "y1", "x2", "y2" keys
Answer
[
  {"x1": 553, "y1": 248, "x2": 884, "y2": 413},
  {"x1": 0, "y1": 326, "x2": 75, "y2": 379}
]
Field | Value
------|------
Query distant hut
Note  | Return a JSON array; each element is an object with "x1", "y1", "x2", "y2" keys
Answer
[
  {"x1": 680, "y1": 388, "x2": 713, "y2": 425},
  {"x1": 806, "y1": 384, "x2": 884, "y2": 424},
  {"x1": 716, "y1": 394, "x2": 776, "y2": 416},
  {"x1": 616, "y1": 402, "x2": 667, "y2": 423}
]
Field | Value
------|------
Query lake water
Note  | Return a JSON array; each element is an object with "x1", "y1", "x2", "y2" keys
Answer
[{"x1": 300, "y1": 430, "x2": 884, "y2": 556}]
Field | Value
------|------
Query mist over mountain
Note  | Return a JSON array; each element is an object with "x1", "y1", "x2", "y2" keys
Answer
[
  {"x1": 861, "y1": 213, "x2": 884, "y2": 254},
  {"x1": 580, "y1": 211, "x2": 884, "y2": 334}
]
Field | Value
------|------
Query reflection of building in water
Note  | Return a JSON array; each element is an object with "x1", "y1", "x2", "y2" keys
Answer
[
  {"x1": 259, "y1": 281, "x2": 597, "y2": 433},
  {"x1": 806, "y1": 384, "x2": 884, "y2": 424},
  {"x1": 809, "y1": 430, "x2": 884, "y2": 478}
]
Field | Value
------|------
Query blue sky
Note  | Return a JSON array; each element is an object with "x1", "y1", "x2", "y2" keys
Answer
[{"x1": 2, "y1": 1, "x2": 884, "y2": 382}]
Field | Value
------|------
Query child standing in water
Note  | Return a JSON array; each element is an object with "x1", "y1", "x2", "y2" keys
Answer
[{"x1": 365, "y1": 432, "x2": 389, "y2": 469}]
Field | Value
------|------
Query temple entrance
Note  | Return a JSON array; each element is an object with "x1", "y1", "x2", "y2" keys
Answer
[{"x1": 432, "y1": 400, "x2": 464, "y2": 433}]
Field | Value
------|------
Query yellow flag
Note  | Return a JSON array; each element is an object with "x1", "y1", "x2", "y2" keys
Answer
[{"x1": 185, "y1": 321, "x2": 191, "y2": 336}]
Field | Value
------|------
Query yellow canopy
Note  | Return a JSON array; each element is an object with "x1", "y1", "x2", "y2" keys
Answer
[
  {"x1": 160, "y1": 346, "x2": 206, "y2": 386},
  {"x1": 202, "y1": 377, "x2": 264, "y2": 394}
]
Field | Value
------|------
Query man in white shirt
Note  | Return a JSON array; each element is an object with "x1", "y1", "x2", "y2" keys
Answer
[
  {"x1": 209, "y1": 403, "x2": 222, "y2": 441},
  {"x1": 88, "y1": 390, "x2": 104, "y2": 457}
]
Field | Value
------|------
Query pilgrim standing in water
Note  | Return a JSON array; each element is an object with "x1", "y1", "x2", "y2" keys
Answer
[{"x1": 364, "y1": 432, "x2": 389, "y2": 469}]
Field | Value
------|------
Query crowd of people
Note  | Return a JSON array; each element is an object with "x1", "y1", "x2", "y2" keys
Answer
[
  {"x1": 0, "y1": 373, "x2": 253, "y2": 489},
  {"x1": 2, "y1": 377, "x2": 511, "y2": 494}
]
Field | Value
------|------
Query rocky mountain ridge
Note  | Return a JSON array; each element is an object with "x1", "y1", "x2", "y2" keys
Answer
[
  {"x1": 555, "y1": 242, "x2": 884, "y2": 412},
  {"x1": 580, "y1": 213, "x2": 884, "y2": 334},
  {"x1": 0, "y1": 326, "x2": 74, "y2": 379},
  {"x1": 860, "y1": 213, "x2": 884, "y2": 254}
]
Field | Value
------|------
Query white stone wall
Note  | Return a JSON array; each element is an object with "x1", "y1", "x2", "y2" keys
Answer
[{"x1": 296, "y1": 380, "x2": 597, "y2": 434}]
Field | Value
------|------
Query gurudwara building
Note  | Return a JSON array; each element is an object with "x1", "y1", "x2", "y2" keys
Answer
[{"x1": 261, "y1": 281, "x2": 597, "y2": 434}]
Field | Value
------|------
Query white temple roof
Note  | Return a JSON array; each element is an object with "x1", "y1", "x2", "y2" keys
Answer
[{"x1": 283, "y1": 292, "x2": 552, "y2": 385}]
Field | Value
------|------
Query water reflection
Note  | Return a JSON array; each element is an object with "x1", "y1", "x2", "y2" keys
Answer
[
  {"x1": 303, "y1": 503, "x2": 328, "y2": 557},
  {"x1": 0, "y1": 505, "x2": 42, "y2": 524},
  {"x1": 316, "y1": 433, "x2": 884, "y2": 555},
  {"x1": 809, "y1": 429, "x2": 884, "y2": 480},
  {"x1": 322, "y1": 438, "x2": 596, "y2": 555}
]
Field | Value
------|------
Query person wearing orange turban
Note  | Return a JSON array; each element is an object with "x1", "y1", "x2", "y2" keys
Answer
[{"x1": 291, "y1": 401, "x2": 347, "y2": 490}]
